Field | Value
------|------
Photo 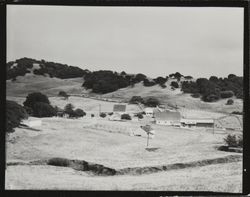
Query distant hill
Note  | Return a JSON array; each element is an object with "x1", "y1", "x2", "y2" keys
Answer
[
  {"x1": 7, "y1": 57, "x2": 89, "y2": 80},
  {"x1": 7, "y1": 58, "x2": 243, "y2": 104}
]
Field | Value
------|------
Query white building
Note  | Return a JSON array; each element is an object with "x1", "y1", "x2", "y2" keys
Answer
[
  {"x1": 180, "y1": 118, "x2": 214, "y2": 128},
  {"x1": 154, "y1": 110, "x2": 181, "y2": 126}
]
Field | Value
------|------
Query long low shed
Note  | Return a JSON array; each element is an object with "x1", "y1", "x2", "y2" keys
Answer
[{"x1": 180, "y1": 118, "x2": 214, "y2": 128}]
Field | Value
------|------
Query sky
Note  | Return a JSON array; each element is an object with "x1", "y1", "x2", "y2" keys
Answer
[{"x1": 7, "y1": 5, "x2": 244, "y2": 78}]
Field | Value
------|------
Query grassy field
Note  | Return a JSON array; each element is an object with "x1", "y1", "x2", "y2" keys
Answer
[
  {"x1": 6, "y1": 116, "x2": 242, "y2": 191},
  {"x1": 6, "y1": 74, "x2": 243, "y2": 191},
  {"x1": 6, "y1": 161, "x2": 242, "y2": 192}
]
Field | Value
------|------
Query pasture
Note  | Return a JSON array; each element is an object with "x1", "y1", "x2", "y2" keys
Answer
[{"x1": 6, "y1": 116, "x2": 242, "y2": 191}]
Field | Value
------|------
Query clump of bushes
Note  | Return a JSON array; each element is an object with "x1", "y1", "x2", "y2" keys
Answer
[
  {"x1": 33, "y1": 102, "x2": 57, "y2": 117},
  {"x1": 220, "y1": 90, "x2": 234, "y2": 99},
  {"x1": 191, "y1": 93, "x2": 200, "y2": 98},
  {"x1": 181, "y1": 74, "x2": 243, "y2": 102},
  {"x1": 144, "y1": 97, "x2": 160, "y2": 107},
  {"x1": 100, "y1": 113, "x2": 107, "y2": 118},
  {"x1": 231, "y1": 111, "x2": 243, "y2": 115},
  {"x1": 64, "y1": 103, "x2": 86, "y2": 118},
  {"x1": 170, "y1": 81, "x2": 179, "y2": 89},
  {"x1": 74, "y1": 108, "x2": 86, "y2": 117},
  {"x1": 135, "y1": 113, "x2": 144, "y2": 119},
  {"x1": 129, "y1": 96, "x2": 144, "y2": 104},
  {"x1": 224, "y1": 134, "x2": 243, "y2": 148},
  {"x1": 58, "y1": 91, "x2": 69, "y2": 99},
  {"x1": 6, "y1": 100, "x2": 28, "y2": 133},
  {"x1": 23, "y1": 92, "x2": 55, "y2": 117},
  {"x1": 121, "y1": 114, "x2": 131, "y2": 120},
  {"x1": 143, "y1": 79, "x2": 156, "y2": 87},
  {"x1": 47, "y1": 158, "x2": 70, "y2": 167},
  {"x1": 226, "y1": 99, "x2": 234, "y2": 105}
]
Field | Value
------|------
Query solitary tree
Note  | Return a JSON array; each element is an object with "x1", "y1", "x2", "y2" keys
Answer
[
  {"x1": 6, "y1": 100, "x2": 28, "y2": 133},
  {"x1": 23, "y1": 92, "x2": 50, "y2": 109}
]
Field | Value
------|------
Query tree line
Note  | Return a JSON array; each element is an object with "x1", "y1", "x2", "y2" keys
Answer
[
  {"x1": 181, "y1": 74, "x2": 243, "y2": 102},
  {"x1": 7, "y1": 57, "x2": 89, "y2": 80}
]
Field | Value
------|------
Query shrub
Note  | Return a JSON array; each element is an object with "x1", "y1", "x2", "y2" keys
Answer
[
  {"x1": 121, "y1": 114, "x2": 131, "y2": 120},
  {"x1": 33, "y1": 102, "x2": 57, "y2": 117},
  {"x1": 144, "y1": 97, "x2": 160, "y2": 107},
  {"x1": 143, "y1": 79, "x2": 156, "y2": 87},
  {"x1": 100, "y1": 112, "x2": 106, "y2": 118},
  {"x1": 6, "y1": 100, "x2": 28, "y2": 133},
  {"x1": 231, "y1": 111, "x2": 243, "y2": 115},
  {"x1": 23, "y1": 92, "x2": 50, "y2": 109},
  {"x1": 23, "y1": 106, "x2": 33, "y2": 116},
  {"x1": 64, "y1": 103, "x2": 74, "y2": 113},
  {"x1": 91, "y1": 114, "x2": 95, "y2": 118},
  {"x1": 136, "y1": 113, "x2": 143, "y2": 119},
  {"x1": 160, "y1": 84, "x2": 167, "y2": 88},
  {"x1": 191, "y1": 93, "x2": 200, "y2": 98},
  {"x1": 153, "y1": 77, "x2": 167, "y2": 85},
  {"x1": 47, "y1": 158, "x2": 70, "y2": 167},
  {"x1": 184, "y1": 76, "x2": 193, "y2": 80},
  {"x1": 220, "y1": 91, "x2": 234, "y2": 99},
  {"x1": 74, "y1": 108, "x2": 86, "y2": 117},
  {"x1": 237, "y1": 135, "x2": 243, "y2": 148},
  {"x1": 224, "y1": 134, "x2": 241, "y2": 147},
  {"x1": 129, "y1": 96, "x2": 144, "y2": 104},
  {"x1": 58, "y1": 91, "x2": 69, "y2": 99},
  {"x1": 170, "y1": 81, "x2": 179, "y2": 88},
  {"x1": 226, "y1": 99, "x2": 234, "y2": 105},
  {"x1": 202, "y1": 94, "x2": 220, "y2": 102},
  {"x1": 108, "y1": 112, "x2": 113, "y2": 116}
]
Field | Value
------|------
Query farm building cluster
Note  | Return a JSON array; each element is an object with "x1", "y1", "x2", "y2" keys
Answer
[{"x1": 93, "y1": 103, "x2": 215, "y2": 129}]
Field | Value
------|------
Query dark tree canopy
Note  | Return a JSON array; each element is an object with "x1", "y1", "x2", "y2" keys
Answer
[
  {"x1": 23, "y1": 92, "x2": 50, "y2": 109},
  {"x1": 6, "y1": 100, "x2": 28, "y2": 133},
  {"x1": 181, "y1": 75, "x2": 242, "y2": 102},
  {"x1": 129, "y1": 96, "x2": 144, "y2": 104},
  {"x1": 121, "y1": 114, "x2": 131, "y2": 120},
  {"x1": 33, "y1": 102, "x2": 57, "y2": 117},
  {"x1": 143, "y1": 79, "x2": 156, "y2": 87},
  {"x1": 170, "y1": 81, "x2": 179, "y2": 89},
  {"x1": 7, "y1": 58, "x2": 88, "y2": 80},
  {"x1": 144, "y1": 97, "x2": 160, "y2": 107}
]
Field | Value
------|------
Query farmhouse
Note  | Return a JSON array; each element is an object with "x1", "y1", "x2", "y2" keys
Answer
[
  {"x1": 180, "y1": 118, "x2": 214, "y2": 128},
  {"x1": 144, "y1": 107, "x2": 161, "y2": 117},
  {"x1": 154, "y1": 110, "x2": 181, "y2": 126}
]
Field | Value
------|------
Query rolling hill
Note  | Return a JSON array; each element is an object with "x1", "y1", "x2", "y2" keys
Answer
[{"x1": 6, "y1": 58, "x2": 243, "y2": 115}]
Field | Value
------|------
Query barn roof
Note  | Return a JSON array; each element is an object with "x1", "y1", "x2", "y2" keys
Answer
[
  {"x1": 113, "y1": 104, "x2": 126, "y2": 112},
  {"x1": 155, "y1": 110, "x2": 181, "y2": 121}
]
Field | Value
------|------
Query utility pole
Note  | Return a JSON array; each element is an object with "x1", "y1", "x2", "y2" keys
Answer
[
  {"x1": 99, "y1": 104, "x2": 101, "y2": 115},
  {"x1": 147, "y1": 133, "x2": 149, "y2": 147},
  {"x1": 213, "y1": 119, "x2": 215, "y2": 135}
]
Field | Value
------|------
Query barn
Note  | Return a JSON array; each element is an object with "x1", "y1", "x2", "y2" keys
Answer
[{"x1": 154, "y1": 110, "x2": 181, "y2": 126}]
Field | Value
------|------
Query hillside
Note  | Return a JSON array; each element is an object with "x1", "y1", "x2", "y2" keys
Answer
[
  {"x1": 7, "y1": 57, "x2": 89, "y2": 80},
  {"x1": 6, "y1": 74, "x2": 87, "y2": 97},
  {"x1": 6, "y1": 58, "x2": 243, "y2": 114}
]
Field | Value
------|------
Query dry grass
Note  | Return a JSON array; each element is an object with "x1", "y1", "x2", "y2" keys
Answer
[
  {"x1": 5, "y1": 161, "x2": 242, "y2": 192},
  {"x1": 7, "y1": 117, "x2": 241, "y2": 169}
]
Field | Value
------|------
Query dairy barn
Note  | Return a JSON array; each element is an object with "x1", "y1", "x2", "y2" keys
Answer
[{"x1": 154, "y1": 110, "x2": 181, "y2": 126}]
